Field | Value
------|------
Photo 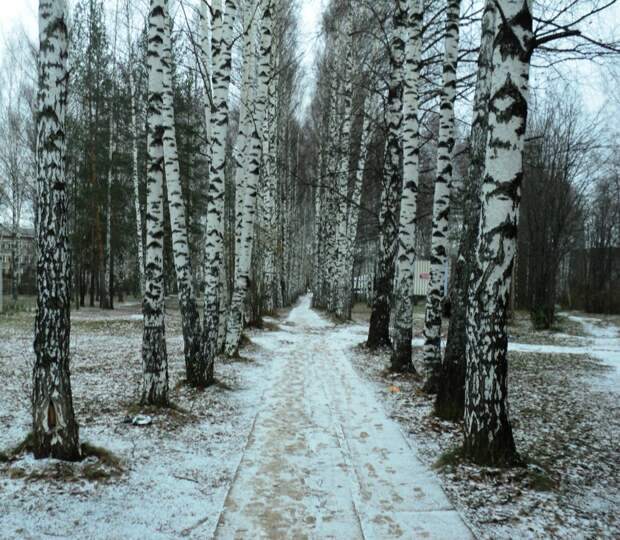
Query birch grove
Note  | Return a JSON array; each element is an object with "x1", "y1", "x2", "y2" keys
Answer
[{"x1": 17, "y1": 0, "x2": 619, "y2": 483}]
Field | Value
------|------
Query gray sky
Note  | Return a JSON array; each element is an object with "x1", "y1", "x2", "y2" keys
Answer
[{"x1": 0, "y1": 0, "x2": 617, "y2": 120}]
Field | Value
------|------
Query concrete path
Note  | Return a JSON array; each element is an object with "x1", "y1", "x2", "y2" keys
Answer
[{"x1": 214, "y1": 296, "x2": 473, "y2": 539}]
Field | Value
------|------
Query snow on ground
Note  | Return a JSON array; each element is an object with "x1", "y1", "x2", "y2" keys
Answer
[
  {"x1": 349, "y1": 305, "x2": 620, "y2": 539},
  {"x1": 1, "y1": 299, "x2": 619, "y2": 539},
  {"x1": 216, "y1": 296, "x2": 472, "y2": 539},
  {"x1": 0, "y1": 305, "x2": 275, "y2": 539}
]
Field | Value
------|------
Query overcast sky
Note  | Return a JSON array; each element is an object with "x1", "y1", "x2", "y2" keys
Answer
[{"x1": 0, "y1": 0, "x2": 617, "y2": 119}]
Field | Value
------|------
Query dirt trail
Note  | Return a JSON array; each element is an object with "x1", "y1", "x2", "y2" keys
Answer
[{"x1": 214, "y1": 296, "x2": 472, "y2": 539}]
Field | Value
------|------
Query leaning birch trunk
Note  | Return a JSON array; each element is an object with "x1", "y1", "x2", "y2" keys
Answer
[
  {"x1": 161, "y1": 2, "x2": 204, "y2": 385},
  {"x1": 390, "y1": 0, "x2": 422, "y2": 372},
  {"x1": 367, "y1": 0, "x2": 406, "y2": 349},
  {"x1": 141, "y1": 0, "x2": 169, "y2": 406},
  {"x1": 436, "y1": 0, "x2": 495, "y2": 420},
  {"x1": 464, "y1": 0, "x2": 533, "y2": 466},
  {"x1": 126, "y1": 0, "x2": 145, "y2": 296},
  {"x1": 33, "y1": 0, "x2": 81, "y2": 461},
  {"x1": 334, "y1": 11, "x2": 354, "y2": 320},
  {"x1": 225, "y1": 0, "x2": 269, "y2": 357},
  {"x1": 422, "y1": 0, "x2": 461, "y2": 390},
  {"x1": 202, "y1": 0, "x2": 236, "y2": 382}
]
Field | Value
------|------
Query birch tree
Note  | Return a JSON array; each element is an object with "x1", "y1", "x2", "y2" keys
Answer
[
  {"x1": 341, "y1": 96, "x2": 375, "y2": 317},
  {"x1": 32, "y1": 0, "x2": 81, "y2": 460},
  {"x1": 202, "y1": 0, "x2": 236, "y2": 382},
  {"x1": 103, "y1": 0, "x2": 120, "y2": 310},
  {"x1": 161, "y1": 1, "x2": 203, "y2": 385},
  {"x1": 141, "y1": 0, "x2": 169, "y2": 406},
  {"x1": 436, "y1": 0, "x2": 495, "y2": 420},
  {"x1": 422, "y1": 0, "x2": 461, "y2": 391},
  {"x1": 334, "y1": 8, "x2": 354, "y2": 320},
  {"x1": 390, "y1": 0, "x2": 422, "y2": 372},
  {"x1": 464, "y1": 0, "x2": 533, "y2": 466},
  {"x1": 225, "y1": 0, "x2": 271, "y2": 357},
  {"x1": 367, "y1": 0, "x2": 407, "y2": 349},
  {"x1": 126, "y1": 0, "x2": 145, "y2": 295}
]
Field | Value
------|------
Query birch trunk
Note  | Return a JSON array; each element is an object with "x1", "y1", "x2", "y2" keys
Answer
[
  {"x1": 199, "y1": 0, "x2": 213, "y2": 152},
  {"x1": 225, "y1": 0, "x2": 269, "y2": 357},
  {"x1": 202, "y1": 0, "x2": 236, "y2": 382},
  {"x1": 103, "y1": 112, "x2": 116, "y2": 309},
  {"x1": 161, "y1": 2, "x2": 204, "y2": 385},
  {"x1": 422, "y1": 0, "x2": 461, "y2": 390},
  {"x1": 464, "y1": 0, "x2": 533, "y2": 466},
  {"x1": 391, "y1": 0, "x2": 422, "y2": 372},
  {"x1": 103, "y1": 0, "x2": 120, "y2": 310},
  {"x1": 141, "y1": 0, "x2": 169, "y2": 406},
  {"x1": 33, "y1": 0, "x2": 81, "y2": 461},
  {"x1": 342, "y1": 99, "x2": 374, "y2": 317},
  {"x1": 436, "y1": 0, "x2": 496, "y2": 420},
  {"x1": 367, "y1": 0, "x2": 406, "y2": 349},
  {"x1": 334, "y1": 12, "x2": 354, "y2": 320},
  {"x1": 126, "y1": 0, "x2": 145, "y2": 296},
  {"x1": 262, "y1": 25, "x2": 280, "y2": 314}
]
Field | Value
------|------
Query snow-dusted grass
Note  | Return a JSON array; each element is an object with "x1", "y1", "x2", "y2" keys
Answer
[
  {"x1": 349, "y1": 304, "x2": 620, "y2": 539},
  {"x1": 0, "y1": 304, "x2": 274, "y2": 539},
  {"x1": 2, "y1": 300, "x2": 618, "y2": 539}
]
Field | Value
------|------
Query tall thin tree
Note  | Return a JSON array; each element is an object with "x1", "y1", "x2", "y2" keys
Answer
[
  {"x1": 422, "y1": 0, "x2": 461, "y2": 391},
  {"x1": 33, "y1": 0, "x2": 81, "y2": 461},
  {"x1": 464, "y1": 0, "x2": 533, "y2": 466},
  {"x1": 391, "y1": 0, "x2": 423, "y2": 372},
  {"x1": 367, "y1": 0, "x2": 407, "y2": 349},
  {"x1": 436, "y1": 0, "x2": 495, "y2": 420},
  {"x1": 202, "y1": 0, "x2": 236, "y2": 382},
  {"x1": 161, "y1": 2, "x2": 203, "y2": 385},
  {"x1": 141, "y1": 0, "x2": 169, "y2": 406}
]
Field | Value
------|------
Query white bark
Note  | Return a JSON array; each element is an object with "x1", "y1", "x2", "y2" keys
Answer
[
  {"x1": 202, "y1": 0, "x2": 237, "y2": 380},
  {"x1": 142, "y1": 0, "x2": 169, "y2": 406},
  {"x1": 464, "y1": 0, "x2": 533, "y2": 465},
  {"x1": 422, "y1": 0, "x2": 462, "y2": 389},
  {"x1": 390, "y1": 0, "x2": 423, "y2": 371},
  {"x1": 126, "y1": 0, "x2": 145, "y2": 295},
  {"x1": 225, "y1": 0, "x2": 268, "y2": 357},
  {"x1": 33, "y1": 0, "x2": 81, "y2": 460},
  {"x1": 261, "y1": 14, "x2": 280, "y2": 313},
  {"x1": 104, "y1": 0, "x2": 120, "y2": 310},
  {"x1": 334, "y1": 12, "x2": 354, "y2": 320},
  {"x1": 367, "y1": 0, "x2": 407, "y2": 349},
  {"x1": 161, "y1": 1, "x2": 204, "y2": 384}
]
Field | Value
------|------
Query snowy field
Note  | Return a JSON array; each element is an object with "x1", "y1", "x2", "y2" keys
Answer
[{"x1": 1, "y1": 297, "x2": 619, "y2": 539}]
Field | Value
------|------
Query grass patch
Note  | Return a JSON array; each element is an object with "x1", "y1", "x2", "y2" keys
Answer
[
  {"x1": 433, "y1": 446, "x2": 465, "y2": 470},
  {"x1": 0, "y1": 433, "x2": 35, "y2": 462},
  {"x1": 81, "y1": 442, "x2": 123, "y2": 472},
  {"x1": 526, "y1": 468, "x2": 558, "y2": 491}
]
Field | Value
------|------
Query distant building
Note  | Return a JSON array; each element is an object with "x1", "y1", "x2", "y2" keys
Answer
[{"x1": 0, "y1": 224, "x2": 36, "y2": 295}]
